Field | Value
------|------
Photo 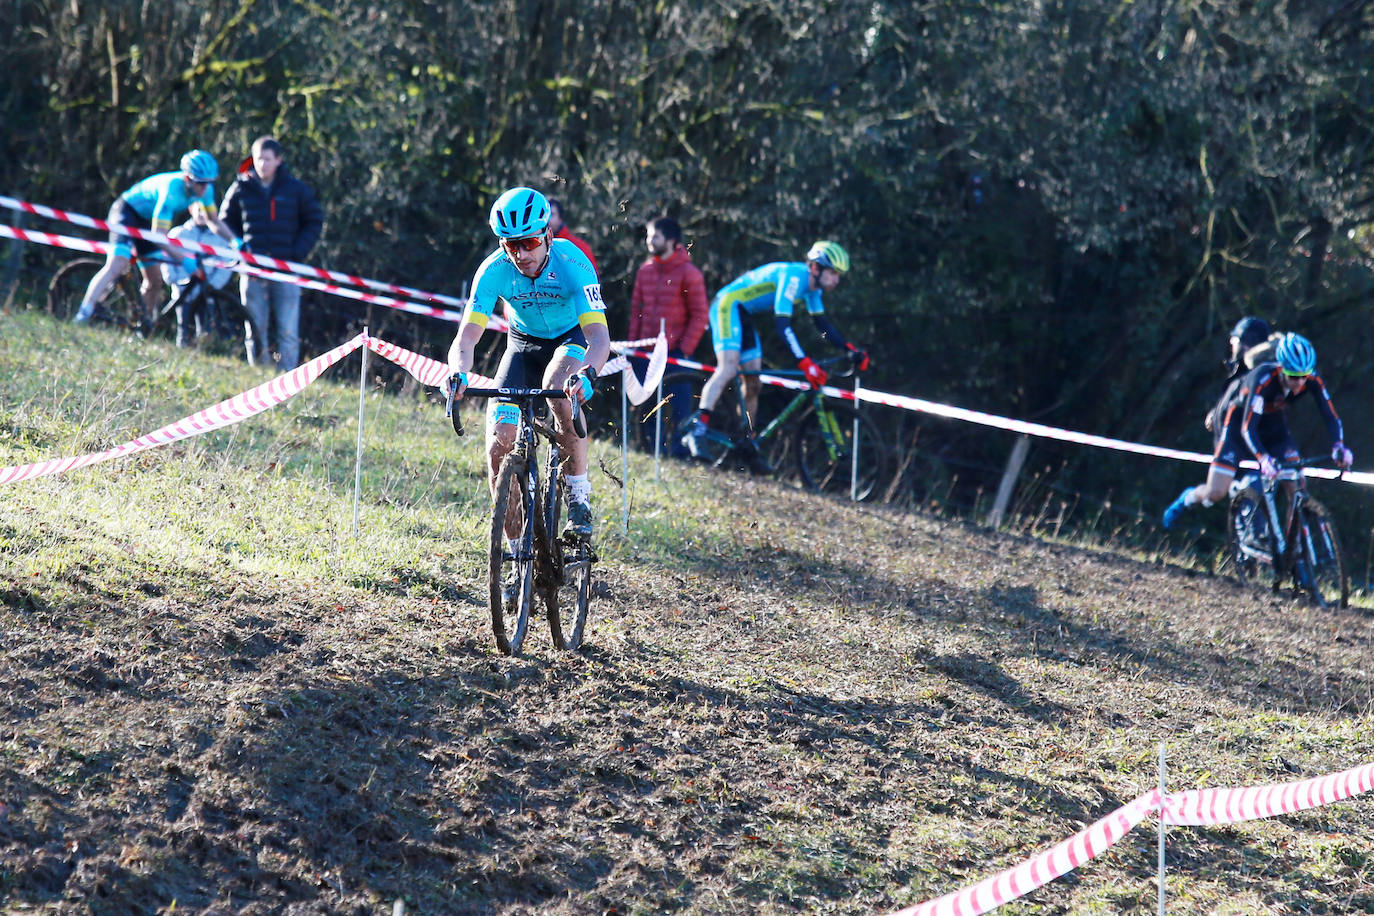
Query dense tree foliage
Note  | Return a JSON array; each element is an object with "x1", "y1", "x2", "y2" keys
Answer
[{"x1": 3, "y1": 0, "x2": 1373, "y2": 546}]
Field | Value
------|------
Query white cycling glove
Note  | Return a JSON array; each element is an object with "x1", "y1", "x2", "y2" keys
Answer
[
  {"x1": 1258, "y1": 454, "x2": 1279, "y2": 482},
  {"x1": 1332, "y1": 442, "x2": 1354, "y2": 469}
]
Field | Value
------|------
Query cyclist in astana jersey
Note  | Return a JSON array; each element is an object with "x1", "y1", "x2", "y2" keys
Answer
[
  {"x1": 447, "y1": 187, "x2": 609, "y2": 540},
  {"x1": 1163, "y1": 332, "x2": 1352, "y2": 530},
  {"x1": 682, "y1": 241, "x2": 870, "y2": 463},
  {"x1": 73, "y1": 150, "x2": 240, "y2": 331}
]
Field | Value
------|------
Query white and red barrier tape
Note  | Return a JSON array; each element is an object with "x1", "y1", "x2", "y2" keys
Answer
[
  {"x1": 0, "y1": 222, "x2": 470, "y2": 325},
  {"x1": 888, "y1": 791, "x2": 1159, "y2": 916},
  {"x1": 1, "y1": 209, "x2": 670, "y2": 360},
  {"x1": 0, "y1": 333, "x2": 366, "y2": 484},
  {"x1": 1, "y1": 195, "x2": 467, "y2": 310},
  {"x1": 621, "y1": 348, "x2": 1374, "y2": 487},
  {"x1": 5, "y1": 191, "x2": 1366, "y2": 484},
  {"x1": 361, "y1": 331, "x2": 661, "y2": 402},
  {"x1": 0, "y1": 330, "x2": 667, "y2": 485},
  {"x1": 886, "y1": 759, "x2": 1374, "y2": 916},
  {"x1": 1162, "y1": 759, "x2": 1374, "y2": 827}
]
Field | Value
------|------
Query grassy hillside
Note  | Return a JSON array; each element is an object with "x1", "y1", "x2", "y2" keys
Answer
[{"x1": 1, "y1": 306, "x2": 1372, "y2": 915}]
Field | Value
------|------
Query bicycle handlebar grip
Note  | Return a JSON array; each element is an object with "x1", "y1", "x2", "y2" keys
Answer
[
  {"x1": 572, "y1": 396, "x2": 587, "y2": 439},
  {"x1": 444, "y1": 375, "x2": 465, "y2": 437}
]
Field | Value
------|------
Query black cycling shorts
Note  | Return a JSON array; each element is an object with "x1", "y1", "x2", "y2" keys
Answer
[
  {"x1": 109, "y1": 198, "x2": 159, "y2": 258},
  {"x1": 491, "y1": 324, "x2": 588, "y2": 395}
]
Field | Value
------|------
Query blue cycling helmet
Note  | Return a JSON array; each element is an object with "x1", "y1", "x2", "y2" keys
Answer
[
  {"x1": 179, "y1": 149, "x2": 218, "y2": 182},
  {"x1": 489, "y1": 187, "x2": 550, "y2": 239},
  {"x1": 1275, "y1": 332, "x2": 1317, "y2": 376}
]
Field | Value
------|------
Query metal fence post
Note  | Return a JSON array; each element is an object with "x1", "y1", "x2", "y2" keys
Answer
[
  {"x1": 352, "y1": 329, "x2": 370, "y2": 538},
  {"x1": 621, "y1": 373, "x2": 630, "y2": 536},
  {"x1": 851, "y1": 376, "x2": 861, "y2": 501},
  {"x1": 1157, "y1": 742, "x2": 1167, "y2": 915}
]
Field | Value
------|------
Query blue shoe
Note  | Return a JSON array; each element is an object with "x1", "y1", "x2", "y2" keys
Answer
[
  {"x1": 73, "y1": 304, "x2": 115, "y2": 325},
  {"x1": 681, "y1": 426, "x2": 711, "y2": 461},
  {"x1": 1162, "y1": 488, "x2": 1193, "y2": 530},
  {"x1": 564, "y1": 498, "x2": 593, "y2": 541}
]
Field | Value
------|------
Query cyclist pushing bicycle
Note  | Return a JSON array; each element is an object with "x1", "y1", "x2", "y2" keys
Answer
[
  {"x1": 73, "y1": 150, "x2": 240, "y2": 333},
  {"x1": 446, "y1": 187, "x2": 609, "y2": 542},
  {"x1": 682, "y1": 241, "x2": 870, "y2": 468},
  {"x1": 1164, "y1": 332, "x2": 1353, "y2": 533}
]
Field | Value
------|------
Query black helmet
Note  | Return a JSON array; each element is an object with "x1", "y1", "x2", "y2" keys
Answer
[{"x1": 1229, "y1": 316, "x2": 1271, "y2": 351}]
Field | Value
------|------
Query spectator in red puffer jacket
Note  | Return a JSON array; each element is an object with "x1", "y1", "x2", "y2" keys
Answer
[
  {"x1": 547, "y1": 198, "x2": 598, "y2": 276},
  {"x1": 628, "y1": 216, "x2": 709, "y2": 457}
]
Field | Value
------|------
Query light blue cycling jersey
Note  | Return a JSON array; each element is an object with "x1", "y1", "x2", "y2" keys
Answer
[
  {"x1": 464, "y1": 238, "x2": 607, "y2": 339},
  {"x1": 710, "y1": 261, "x2": 826, "y2": 360},
  {"x1": 120, "y1": 172, "x2": 218, "y2": 230},
  {"x1": 714, "y1": 261, "x2": 824, "y2": 320}
]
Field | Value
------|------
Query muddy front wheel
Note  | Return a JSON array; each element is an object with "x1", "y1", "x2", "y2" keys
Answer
[{"x1": 488, "y1": 457, "x2": 537, "y2": 655}]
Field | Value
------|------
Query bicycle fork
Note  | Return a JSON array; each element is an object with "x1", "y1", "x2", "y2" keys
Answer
[
  {"x1": 814, "y1": 404, "x2": 849, "y2": 461},
  {"x1": 1262, "y1": 484, "x2": 1314, "y2": 590}
]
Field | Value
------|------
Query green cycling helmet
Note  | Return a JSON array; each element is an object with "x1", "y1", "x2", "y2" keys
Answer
[{"x1": 806, "y1": 240, "x2": 850, "y2": 273}]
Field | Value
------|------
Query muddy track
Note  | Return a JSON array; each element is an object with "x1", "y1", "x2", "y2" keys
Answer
[{"x1": 3, "y1": 472, "x2": 1373, "y2": 914}]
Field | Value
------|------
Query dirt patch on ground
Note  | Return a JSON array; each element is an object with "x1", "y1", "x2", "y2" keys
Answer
[{"x1": 3, "y1": 472, "x2": 1373, "y2": 914}]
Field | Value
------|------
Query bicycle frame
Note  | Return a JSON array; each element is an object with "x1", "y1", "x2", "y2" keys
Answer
[
  {"x1": 446, "y1": 382, "x2": 594, "y2": 652},
  {"x1": 451, "y1": 384, "x2": 572, "y2": 551},
  {"x1": 740, "y1": 355, "x2": 856, "y2": 450},
  {"x1": 1231, "y1": 457, "x2": 1347, "y2": 606},
  {"x1": 664, "y1": 353, "x2": 883, "y2": 499}
]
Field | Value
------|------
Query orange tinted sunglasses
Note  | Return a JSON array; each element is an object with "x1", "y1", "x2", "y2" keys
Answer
[{"x1": 500, "y1": 235, "x2": 545, "y2": 254}]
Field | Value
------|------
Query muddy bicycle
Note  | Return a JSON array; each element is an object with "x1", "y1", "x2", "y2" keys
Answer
[
  {"x1": 1225, "y1": 456, "x2": 1348, "y2": 609},
  {"x1": 659, "y1": 355, "x2": 889, "y2": 500},
  {"x1": 447, "y1": 381, "x2": 596, "y2": 655}
]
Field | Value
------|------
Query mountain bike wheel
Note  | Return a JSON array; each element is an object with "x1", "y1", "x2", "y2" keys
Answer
[
  {"x1": 1225, "y1": 492, "x2": 1267, "y2": 586},
  {"x1": 48, "y1": 257, "x2": 141, "y2": 326},
  {"x1": 793, "y1": 403, "x2": 888, "y2": 500},
  {"x1": 541, "y1": 472, "x2": 593, "y2": 651},
  {"x1": 488, "y1": 456, "x2": 537, "y2": 655},
  {"x1": 1299, "y1": 498, "x2": 1348, "y2": 609},
  {"x1": 553, "y1": 543, "x2": 593, "y2": 651}
]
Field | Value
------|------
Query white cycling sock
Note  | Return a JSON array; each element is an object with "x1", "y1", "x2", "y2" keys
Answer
[{"x1": 566, "y1": 474, "x2": 591, "y2": 504}]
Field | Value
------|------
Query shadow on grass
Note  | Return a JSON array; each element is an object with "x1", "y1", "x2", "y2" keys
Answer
[{"x1": 675, "y1": 533, "x2": 1374, "y2": 722}]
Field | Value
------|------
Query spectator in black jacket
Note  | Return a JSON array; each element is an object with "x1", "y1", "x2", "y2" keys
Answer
[{"x1": 221, "y1": 136, "x2": 324, "y2": 370}]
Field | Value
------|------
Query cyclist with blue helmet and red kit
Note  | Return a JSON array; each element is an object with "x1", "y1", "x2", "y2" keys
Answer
[
  {"x1": 682, "y1": 241, "x2": 870, "y2": 463},
  {"x1": 73, "y1": 150, "x2": 239, "y2": 332},
  {"x1": 447, "y1": 187, "x2": 610, "y2": 541},
  {"x1": 1164, "y1": 332, "x2": 1352, "y2": 530}
]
